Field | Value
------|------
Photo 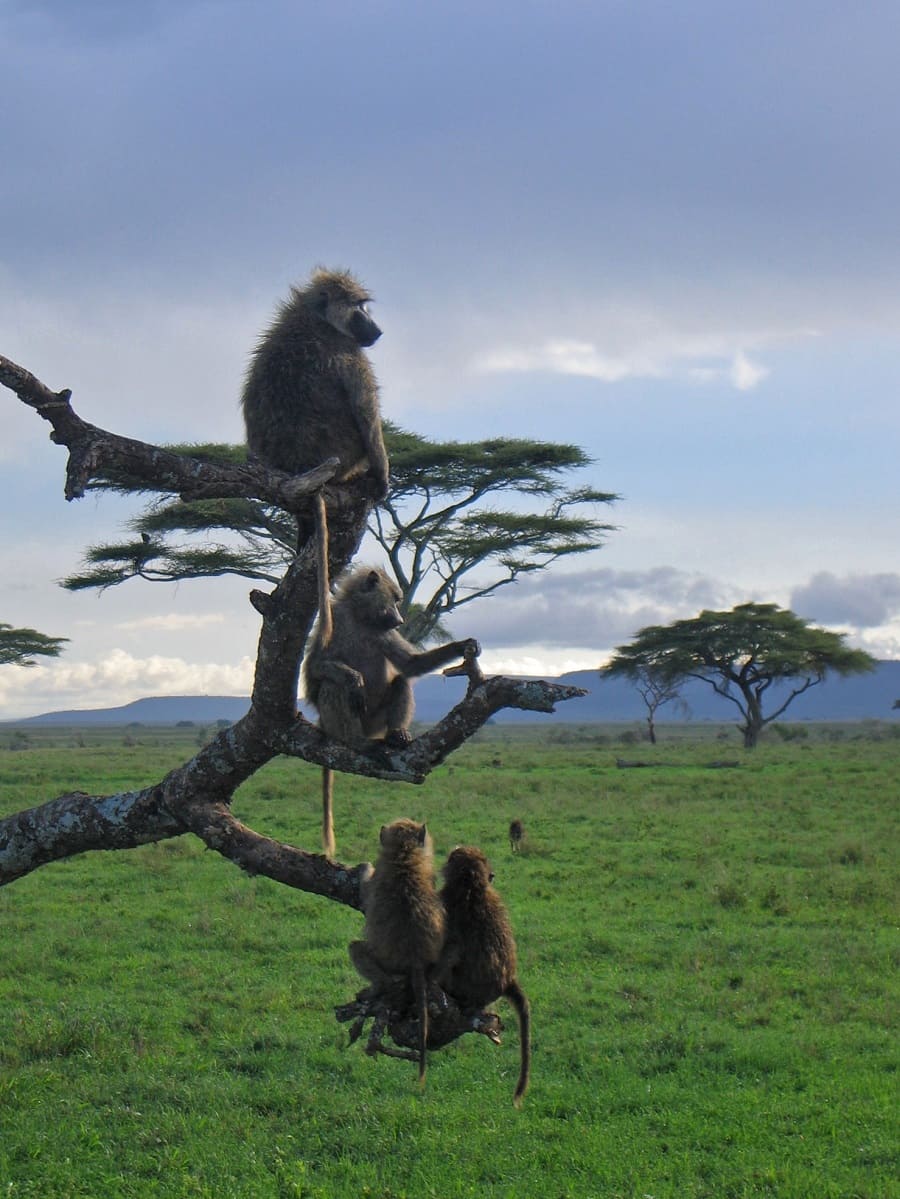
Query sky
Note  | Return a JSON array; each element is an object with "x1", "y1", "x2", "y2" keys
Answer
[{"x1": 1, "y1": 0, "x2": 898, "y2": 719}]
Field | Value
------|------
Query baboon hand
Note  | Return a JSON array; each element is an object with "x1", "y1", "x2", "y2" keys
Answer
[
  {"x1": 463, "y1": 639, "x2": 481, "y2": 659},
  {"x1": 349, "y1": 676, "x2": 368, "y2": 716}
]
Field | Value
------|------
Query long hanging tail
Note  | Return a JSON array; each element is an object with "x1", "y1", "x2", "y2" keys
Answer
[
  {"x1": 505, "y1": 980, "x2": 531, "y2": 1106},
  {"x1": 321, "y1": 767, "x2": 335, "y2": 858},
  {"x1": 413, "y1": 961, "x2": 429, "y2": 1087},
  {"x1": 314, "y1": 491, "x2": 333, "y2": 645}
]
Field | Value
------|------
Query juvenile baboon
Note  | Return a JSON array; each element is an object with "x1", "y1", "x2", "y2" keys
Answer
[
  {"x1": 349, "y1": 819, "x2": 445, "y2": 1084},
  {"x1": 241, "y1": 267, "x2": 390, "y2": 639},
  {"x1": 437, "y1": 846, "x2": 531, "y2": 1105},
  {"x1": 508, "y1": 819, "x2": 524, "y2": 852},
  {"x1": 302, "y1": 566, "x2": 480, "y2": 856}
]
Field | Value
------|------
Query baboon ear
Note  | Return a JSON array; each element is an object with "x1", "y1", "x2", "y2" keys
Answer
[
  {"x1": 379, "y1": 825, "x2": 386, "y2": 844},
  {"x1": 488, "y1": 872, "x2": 495, "y2": 883},
  {"x1": 366, "y1": 570, "x2": 380, "y2": 589},
  {"x1": 315, "y1": 289, "x2": 329, "y2": 315},
  {"x1": 418, "y1": 823, "x2": 427, "y2": 846}
]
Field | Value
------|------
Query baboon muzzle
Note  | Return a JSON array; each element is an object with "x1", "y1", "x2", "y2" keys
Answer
[{"x1": 350, "y1": 311, "x2": 382, "y2": 347}]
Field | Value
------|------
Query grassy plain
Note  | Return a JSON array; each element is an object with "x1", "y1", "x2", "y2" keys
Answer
[{"x1": 0, "y1": 722, "x2": 897, "y2": 1198}]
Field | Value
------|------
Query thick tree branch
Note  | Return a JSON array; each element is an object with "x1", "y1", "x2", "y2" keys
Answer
[{"x1": 0, "y1": 353, "x2": 339, "y2": 509}]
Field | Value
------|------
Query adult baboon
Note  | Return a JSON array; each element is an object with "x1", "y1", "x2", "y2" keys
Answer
[
  {"x1": 241, "y1": 266, "x2": 388, "y2": 493},
  {"x1": 349, "y1": 819, "x2": 445, "y2": 1085},
  {"x1": 302, "y1": 566, "x2": 480, "y2": 856},
  {"x1": 508, "y1": 819, "x2": 524, "y2": 852},
  {"x1": 241, "y1": 267, "x2": 390, "y2": 638},
  {"x1": 437, "y1": 846, "x2": 531, "y2": 1105}
]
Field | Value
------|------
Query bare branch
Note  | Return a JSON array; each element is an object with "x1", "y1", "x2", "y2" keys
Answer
[{"x1": 0, "y1": 352, "x2": 339, "y2": 510}]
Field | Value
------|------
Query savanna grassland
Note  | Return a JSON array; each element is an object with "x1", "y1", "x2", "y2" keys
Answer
[{"x1": 0, "y1": 722, "x2": 897, "y2": 1199}]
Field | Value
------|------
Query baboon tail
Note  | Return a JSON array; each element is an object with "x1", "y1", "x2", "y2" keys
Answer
[
  {"x1": 505, "y1": 980, "x2": 531, "y2": 1106},
  {"x1": 313, "y1": 490, "x2": 333, "y2": 646},
  {"x1": 321, "y1": 767, "x2": 335, "y2": 858},
  {"x1": 413, "y1": 961, "x2": 428, "y2": 1087}
]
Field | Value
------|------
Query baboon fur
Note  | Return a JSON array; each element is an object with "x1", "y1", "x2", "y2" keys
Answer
[
  {"x1": 241, "y1": 267, "x2": 389, "y2": 496},
  {"x1": 302, "y1": 566, "x2": 479, "y2": 857},
  {"x1": 350, "y1": 819, "x2": 445, "y2": 1084},
  {"x1": 437, "y1": 846, "x2": 532, "y2": 1105},
  {"x1": 303, "y1": 565, "x2": 480, "y2": 751}
]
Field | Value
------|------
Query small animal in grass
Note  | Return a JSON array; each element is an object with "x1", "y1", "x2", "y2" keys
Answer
[{"x1": 508, "y1": 819, "x2": 524, "y2": 853}]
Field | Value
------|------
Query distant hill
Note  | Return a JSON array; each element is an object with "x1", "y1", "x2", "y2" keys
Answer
[
  {"x1": 4, "y1": 695, "x2": 253, "y2": 727},
  {"x1": 4, "y1": 660, "x2": 898, "y2": 727}
]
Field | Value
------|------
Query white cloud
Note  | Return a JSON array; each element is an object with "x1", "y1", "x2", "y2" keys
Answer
[
  {"x1": 114, "y1": 613, "x2": 227, "y2": 632},
  {"x1": 0, "y1": 649, "x2": 254, "y2": 720},
  {"x1": 477, "y1": 340, "x2": 652, "y2": 382},
  {"x1": 475, "y1": 324, "x2": 777, "y2": 393},
  {"x1": 730, "y1": 350, "x2": 769, "y2": 391}
]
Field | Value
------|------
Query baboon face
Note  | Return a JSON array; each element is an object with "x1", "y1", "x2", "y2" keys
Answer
[
  {"x1": 312, "y1": 269, "x2": 382, "y2": 347},
  {"x1": 348, "y1": 569, "x2": 404, "y2": 631},
  {"x1": 443, "y1": 846, "x2": 493, "y2": 890}
]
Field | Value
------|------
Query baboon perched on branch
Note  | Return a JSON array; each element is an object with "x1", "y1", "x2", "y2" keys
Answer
[
  {"x1": 241, "y1": 266, "x2": 390, "y2": 646},
  {"x1": 241, "y1": 266, "x2": 388, "y2": 496},
  {"x1": 303, "y1": 566, "x2": 480, "y2": 856}
]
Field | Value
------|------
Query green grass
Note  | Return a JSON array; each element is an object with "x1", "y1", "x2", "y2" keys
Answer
[{"x1": 0, "y1": 724, "x2": 897, "y2": 1198}]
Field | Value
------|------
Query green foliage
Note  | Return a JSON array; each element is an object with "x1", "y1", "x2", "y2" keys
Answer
[
  {"x1": 604, "y1": 602, "x2": 876, "y2": 748},
  {"x1": 1, "y1": 727, "x2": 897, "y2": 1197},
  {"x1": 0, "y1": 623, "x2": 68, "y2": 667},
  {"x1": 61, "y1": 425, "x2": 618, "y2": 641}
]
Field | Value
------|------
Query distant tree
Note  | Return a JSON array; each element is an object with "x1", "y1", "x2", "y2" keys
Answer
[
  {"x1": 0, "y1": 623, "x2": 68, "y2": 667},
  {"x1": 61, "y1": 423, "x2": 618, "y2": 645},
  {"x1": 604, "y1": 602, "x2": 875, "y2": 748},
  {"x1": 600, "y1": 660, "x2": 685, "y2": 744}
]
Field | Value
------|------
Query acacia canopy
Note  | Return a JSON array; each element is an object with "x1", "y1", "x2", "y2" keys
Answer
[
  {"x1": 62, "y1": 422, "x2": 618, "y2": 645},
  {"x1": 603, "y1": 602, "x2": 875, "y2": 747},
  {"x1": 0, "y1": 623, "x2": 68, "y2": 667}
]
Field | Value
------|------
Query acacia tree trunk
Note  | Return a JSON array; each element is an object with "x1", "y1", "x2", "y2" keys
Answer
[{"x1": 0, "y1": 352, "x2": 587, "y2": 1058}]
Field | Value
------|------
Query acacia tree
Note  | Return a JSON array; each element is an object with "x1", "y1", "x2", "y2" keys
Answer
[
  {"x1": 601, "y1": 662, "x2": 685, "y2": 744},
  {"x1": 604, "y1": 602, "x2": 875, "y2": 748},
  {"x1": 0, "y1": 623, "x2": 68, "y2": 666},
  {"x1": 0, "y1": 352, "x2": 585, "y2": 1060},
  {"x1": 61, "y1": 423, "x2": 617, "y2": 645}
]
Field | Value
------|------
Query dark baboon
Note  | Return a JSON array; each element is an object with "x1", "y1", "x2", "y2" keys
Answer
[
  {"x1": 241, "y1": 266, "x2": 388, "y2": 494},
  {"x1": 349, "y1": 819, "x2": 445, "y2": 1084},
  {"x1": 437, "y1": 846, "x2": 531, "y2": 1105},
  {"x1": 508, "y1": 819, "x2": 524, "y2": 852},
  {"x1": 302, "y1": 566, "x2": 479, "y2": 856},
  {"x1": 241, "y1": 267, "x2": 390, "y2": 641}
]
